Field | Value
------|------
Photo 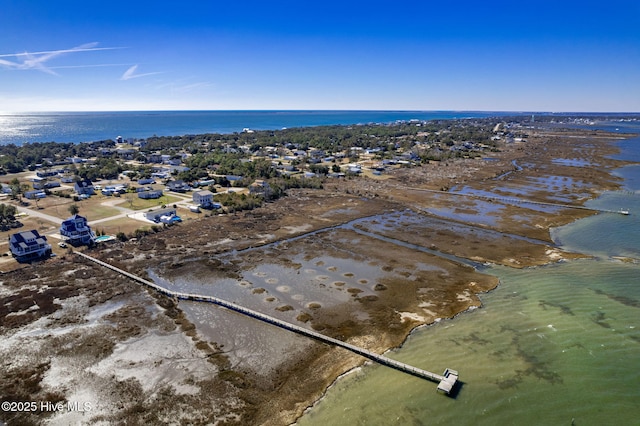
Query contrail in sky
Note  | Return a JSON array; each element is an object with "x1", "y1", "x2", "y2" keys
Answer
[
  {"x1": 120, "y1": 65, "x2": 163, "y2": 80},
  {"x1": 0, "y1": 43, "x2": 125, "y2": 74}
]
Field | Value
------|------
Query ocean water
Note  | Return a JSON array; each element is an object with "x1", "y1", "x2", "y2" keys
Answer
[
  {"x1": 0, "y1": 110, "x2": 503, "y2": 145},
  {"x1": 296, "y1": 127, "x2": 640, "y2": 425}
]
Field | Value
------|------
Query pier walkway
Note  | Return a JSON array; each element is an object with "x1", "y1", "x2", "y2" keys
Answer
[{"x1": 76, "y1": 251, "x2": 458, "y2": 394}]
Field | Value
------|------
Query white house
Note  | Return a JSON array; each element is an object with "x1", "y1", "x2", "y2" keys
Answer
[
  {"x1": 193, "y1": 190, "x2": 214, "y2": 207},
  {"x1": 144, "y1": 207, "x2": 177, "y2": 222},
  {"x1": 138, "y1": 189, "x2": 163, "y2": 199}
]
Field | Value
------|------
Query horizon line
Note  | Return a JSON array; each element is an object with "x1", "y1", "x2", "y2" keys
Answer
[{"x1": 2, "y1": 109, "x2": 640, "y2": 115}]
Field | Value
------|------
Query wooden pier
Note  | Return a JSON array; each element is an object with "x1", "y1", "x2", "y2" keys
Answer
[{"x1": 76, "y1": 251, "x2": 458, "y2": 394}]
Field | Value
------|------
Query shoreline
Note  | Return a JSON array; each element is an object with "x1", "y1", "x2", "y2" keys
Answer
[
  {"x1": 0, "y1": 126, "x2": 637, "y2": 425},
  {"x1": 291, "y1": 130, "x2": 639, "y2": 424}
]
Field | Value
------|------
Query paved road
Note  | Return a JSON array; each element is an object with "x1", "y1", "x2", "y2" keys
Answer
[
  {"x1": 16, "y1": 205, "x2": 63, "y2": 225},
  {"x1": 14, "y1": 191, "x2": 198, "y2": 236}
]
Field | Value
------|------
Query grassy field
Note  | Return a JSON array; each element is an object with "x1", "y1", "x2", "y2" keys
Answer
[
  {"x1": 91, "y1": 217, "x2": 150, "y2": 237},
  {"x1": 114, "y1": 193, "x2": 184, "y2": 211},
  {"x1": 29, "y1": 193, "x2": 122, "y2": 221}
]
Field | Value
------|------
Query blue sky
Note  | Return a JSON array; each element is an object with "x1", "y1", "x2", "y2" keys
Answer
[{"x1": 1, "y1": 0, "x2": 639, "y2": 112}]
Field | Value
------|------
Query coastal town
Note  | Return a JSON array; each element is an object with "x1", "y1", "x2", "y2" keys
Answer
[
  {"x1": 0, "y1": 116, "x2": 637, "y2": 425},
  {"x1": 0, "y1": 117, "x2": 529, "y2": 268}
]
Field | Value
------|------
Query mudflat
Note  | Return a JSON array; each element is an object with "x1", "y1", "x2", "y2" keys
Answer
[{"x1": 0, "y1": 127, "x2": 634, "y2": 425}]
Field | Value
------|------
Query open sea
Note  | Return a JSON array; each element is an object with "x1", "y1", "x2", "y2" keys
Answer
[
  {"x1": 0, "y1": 110, "x2": 508, "y2": 145},
  {"x1": 296, "y1": 123, "x2": 640, "y2": 426}
]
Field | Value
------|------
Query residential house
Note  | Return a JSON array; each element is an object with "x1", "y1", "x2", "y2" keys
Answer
[
  {"x1": 144, "y1": 207, "x2": 177, "y2": 223},
  {"x1": 104, "y1": 184, "x2": 127, "y2": 194},
  {"x1": 225, "y1": 175, "x2": 243, "y2": 186},
  {"x1": 32, "y1": 177, "x2": 46, "y2": 189},
  {"x1": 147, "y1": 153, "x2": 163, "y2": 163},
  {"x1": 138, "y1": 189, "x2": 163, "y2": 199},
  {"x1": 151, "y1": 168, "x2": 170, "y2": 180},
  {"x1": 192, "y1": 190, "x2": 214, "y2": 207},
  {"x1": 309, "y1": 149, "x2": 325, "y2": 159},
  {"x1": 249, "y1": 179, "x2": 272, "y2": 198},
  {"x1": 347, "y1": 165, "x2": 362, "y2": 174},
  {"x1": 25, "y1": 190, "x2": 46, "y2": 199},
  {"x1": 60, "y1": 214, "x2": 95, "y2": 246},
  {"x1": 74, "y1": 179, "x2": 95, "y2": 196},
  {"x1": 9, "y1": 230, "x2": 52, "y2": 262},
  {"x1": 166, "y1": 180, "x2": 191, "y2": 193},
  {"x1": 66, "y1": 157, "x2": 87, "y2": 164},
  {"x1": 196, "y1": 179, "x2": 216, "y2": 187},
  {"x1": 36, "y1": 169, "x2": 60, "y2": 178},
  {"x1": 169, "y1": 165, "x2": 190, "y2": 174},
  {"x1": 116, "y1": 148, "x2": 136, "y2": 160},
  {"x1": 167, "y1": 157, "x2": 183, "y2": 166}
]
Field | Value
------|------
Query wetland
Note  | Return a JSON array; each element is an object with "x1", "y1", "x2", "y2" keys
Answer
[{"x1": 1, "y1": 121, "x2": 637, "y2": 425}]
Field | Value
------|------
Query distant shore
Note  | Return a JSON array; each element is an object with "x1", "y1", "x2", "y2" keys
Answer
[{"x1": 2, "y1": 110, "x2": 638, "y2": 145}]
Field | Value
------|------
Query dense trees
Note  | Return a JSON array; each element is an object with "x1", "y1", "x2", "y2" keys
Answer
[
  {"x1": 0, "y1": 118, "x2": 501, "y2": 177},
  {"x1": 76, "y1": 158, "x2": 123, "y2": 180},
  {"x1": 0, "y1": 203, "x2": 19, "y2": 231},
  {"x1": 0, "y1": 203, "x2": 17, "y2": 221}
]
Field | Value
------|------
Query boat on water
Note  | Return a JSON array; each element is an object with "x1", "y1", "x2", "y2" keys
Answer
[{"x1": 619, "y1": 209, "x2": 630, "y2": 215}]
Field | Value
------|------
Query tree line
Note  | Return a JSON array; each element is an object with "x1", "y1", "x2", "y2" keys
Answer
[{"x1": 0, "y1": 118, "x2": 510, "y2": 181}]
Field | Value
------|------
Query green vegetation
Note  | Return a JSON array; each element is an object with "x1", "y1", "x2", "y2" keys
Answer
[
  {"x1": 0, "y1": 203, "x2": 20, "y2": 231},
  {"x1": 0, "y1": 140, "x2": 115, "y2": 174},
  {"x1": 215, "y1": 192, "x2": 263, "y2": 212},
  {"x1": 117, "y1": 194, "x2": 182, "y2": 211},
  {"x1": 0, "y1": 119, "x2": 503, "y2": 176},
  {"x1": 0, "y1": 118, "x2": 519, "y2": 214}
]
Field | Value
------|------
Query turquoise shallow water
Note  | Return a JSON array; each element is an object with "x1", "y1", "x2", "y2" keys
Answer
[
  {"x1": 297, "y1": 260, "x2": 640, "y2": 426},
  {"x1": 297, "y1": 129, "x2": 640, "y2": 426}
]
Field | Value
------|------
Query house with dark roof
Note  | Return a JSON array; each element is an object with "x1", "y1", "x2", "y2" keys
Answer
[
  {"x1": 138, "y1": 189, "x2": 163, "y2": 199},
  {"x1": 25, "y1": 190, "x2": 46, "y2": 199},
  {"x1": 74, "y1": 179, "x2": 95, "y2": 196},
  {"x1": 9, "y1": 230, "x2": 52, "y2": 262},
  {"x1": 60, "y1": 214, "x2": 95, "y2": 246},
  {"x1": 166, "y1": 180, "x2": 191, "y2": 193}
]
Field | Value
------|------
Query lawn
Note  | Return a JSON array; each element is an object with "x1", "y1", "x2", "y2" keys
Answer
[
  {"x1": 30, "y1": 194, "x2": 121, "y2": 221},
  {"x1": 91, "y1": 217, "x2": 149, "y2": 237},
  {"x1": 115, "y1": 194, "x2": 184, "y2": 210}
]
